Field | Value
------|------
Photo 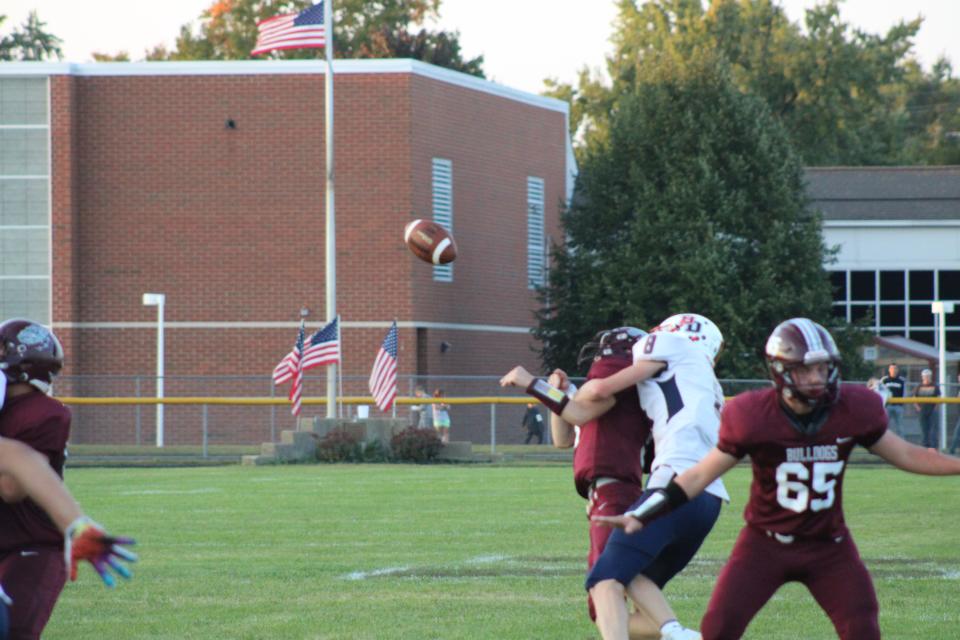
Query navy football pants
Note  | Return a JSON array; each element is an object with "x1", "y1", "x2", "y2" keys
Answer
[{"x1": 585, "y1": 490, "x2": 722, "y2": 591}]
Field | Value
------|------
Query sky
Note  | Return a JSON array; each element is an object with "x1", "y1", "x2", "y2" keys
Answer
[{"x1": 4, "y1": 1, "x2": 959, "y2": 94}]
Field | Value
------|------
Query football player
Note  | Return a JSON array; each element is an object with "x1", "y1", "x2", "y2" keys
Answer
[
  {"x1": 506, "y1": 314, "x2": 728, "y2": 640},
  {"x1": 507, "y1": 327, "x2": 652, "y2": 631},
  {"x1": 0, "y1": 318, "x2": 136, "y2": 639},
  {"x1": 596, "y1": 317, "x2": 960, "y2": 639}
]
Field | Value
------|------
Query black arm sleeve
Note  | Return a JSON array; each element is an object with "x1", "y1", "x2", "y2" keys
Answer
[{"x1": 624, "y1": 480, "x2": 690, "y2": 525}]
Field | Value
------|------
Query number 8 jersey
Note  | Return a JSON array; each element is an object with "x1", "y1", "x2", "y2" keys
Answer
[
  {"x1": 718, "y1": 385, "x2": 887, "y2": 538},
  {"x1": 633, "y1": 331, "x2": 729, "y2": 502}
]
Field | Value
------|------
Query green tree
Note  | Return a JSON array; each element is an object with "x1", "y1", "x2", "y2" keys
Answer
[
  {"x1": 535, "y1": 53, "x2": 847, "y2": 379},
  {"x1": 899, "y1": 59, "x2": 960, "y2": 165},
  {"x1": 146, "y1": 0, "x2": 483, "y2": 76},
  {"x1": 0, "y1": 11, "x2": 62, "y2": 61},
  {"x1": 547, "y1": 0, "x2": 927, "y2": 166}
]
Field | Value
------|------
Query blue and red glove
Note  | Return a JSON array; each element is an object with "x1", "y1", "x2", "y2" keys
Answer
[{"x1": 64, "y1": 517, "x2": 137, "y2": 587}]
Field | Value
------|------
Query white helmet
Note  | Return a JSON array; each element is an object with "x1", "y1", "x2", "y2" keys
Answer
[{"x1": 654, "y1": 313, "x2": 724, "y2": 364}]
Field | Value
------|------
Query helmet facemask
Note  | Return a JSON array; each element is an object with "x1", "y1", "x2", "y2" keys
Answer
[
  {"x1": 577, "y1": 326, "x2": 646, "y2": 369},
  {"x1": 765, "y1": 319, "x2": 841, "y2": 410}
]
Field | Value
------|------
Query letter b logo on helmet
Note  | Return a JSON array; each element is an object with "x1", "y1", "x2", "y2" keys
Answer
[{"x1": 654, "y1": 313, "x2": 724, "y2": 363}]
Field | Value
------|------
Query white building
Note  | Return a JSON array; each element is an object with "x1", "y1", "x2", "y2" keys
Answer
[{"x1": 809, "y1": 166, "x2": 960, "y2": 355}]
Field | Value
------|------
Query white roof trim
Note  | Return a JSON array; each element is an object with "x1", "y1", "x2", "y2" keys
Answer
[
  {"x1": 52, "y1": 320, "x2": 533, "y2": 334},
  {"x1": 824, "y1": 220, "x2": 960, "y2": 228},
  {"x1": 0, "y1": 59, "x2": 568, "y2": 114}
]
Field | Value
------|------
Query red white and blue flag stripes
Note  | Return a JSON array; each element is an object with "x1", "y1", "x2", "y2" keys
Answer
[
  {"x1": 273, "y1": 316, "x2": 340, "y2": 416},
  {"x1": 252, "y1": 2, "x2": 326, "y2": 56},
  {"x1": 368, "y1": 321, "x2": 398, "y2": 412}
]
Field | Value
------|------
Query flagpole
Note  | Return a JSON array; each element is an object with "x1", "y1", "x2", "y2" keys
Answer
[
  {"x1": 294, "y1": 310, "x2": 308, "y2": 426},
  {"x1": 391, "y1": 317, "x2": 398, "y2": 418},
  {"x1": 324, "y1": 0, "x2": 338, "y2": 419},
  {"x1": 336, "y1": 314, "x2": 344, "y2": 419}
]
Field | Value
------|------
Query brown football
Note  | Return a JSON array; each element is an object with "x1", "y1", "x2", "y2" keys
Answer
[{"x1": 403, "y1": 219, "x2": 457, "y2": 265}]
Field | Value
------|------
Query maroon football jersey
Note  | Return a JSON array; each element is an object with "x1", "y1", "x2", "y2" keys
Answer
[
  {"x1": 573, "y1": 356, "x2": 652, "y2": 498},
  {"x1": 718, "y1": 384, "x2": 886, "y2": 539},
  {"x1": 0, "y1": 390, "x2": 71, "y2": 550}
]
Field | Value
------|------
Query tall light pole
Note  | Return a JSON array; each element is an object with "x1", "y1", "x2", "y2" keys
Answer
[
  {"x1": 931, "y1": 301, "x2": 955, "y2": 450},
  {"x1": 143, "y1": 293, "x2": 166, "y2": 448}
]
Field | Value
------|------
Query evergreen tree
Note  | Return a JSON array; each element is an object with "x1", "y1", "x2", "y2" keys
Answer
[
  {"x1": 0, "y1": 11, "x2": 62, "y2": 61},
  {"x1": 535, "y1": 53, "x2": 853, "y2": 379}
]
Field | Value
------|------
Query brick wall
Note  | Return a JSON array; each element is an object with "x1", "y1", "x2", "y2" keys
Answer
[{"x1": 48, "y1": 67, "x2": 566, "y2": 444}]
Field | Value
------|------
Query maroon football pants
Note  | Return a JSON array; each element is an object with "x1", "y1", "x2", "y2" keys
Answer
[
  {"x1": 701, "y1": 525, "x2": 880, "y2": 640},
  {"x1": 0, "y1": 546, "x2": 67, "y2": 640},
  {"x1": 585, "y1": 480, "x2": 644, "y2": 621}
]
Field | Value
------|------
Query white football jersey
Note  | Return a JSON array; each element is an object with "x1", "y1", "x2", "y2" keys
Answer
[{"x1": 633, "y1": 332, "x2": 729, "y2": 501}]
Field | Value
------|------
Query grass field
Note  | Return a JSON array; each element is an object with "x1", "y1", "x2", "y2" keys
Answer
[{"x1": 45, "y1": 463, "x2": 960, "y2": 639}]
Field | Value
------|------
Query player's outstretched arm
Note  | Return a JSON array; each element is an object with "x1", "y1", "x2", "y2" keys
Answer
[
  {"x1": 593, "y1": 448, "x2": 739, "y2": 533},
  {"x1": 0, "y1": 439, "x2": 137, "y2": 587},
  {"x1": 500, "y1": 365, "x2": 613, "y2": 425},
  {"x1": 0, "y1": 439, "x2": 83, "y2": 529},
  {"x1": 869, "y1": 430, "x2": 960, "y2": 475},
  {"x1": 547, "y1": 369, "x2": 576, "y2": 448},
  {"x1": 576, "y1": 359, "x2": 665, "y2": 404}
]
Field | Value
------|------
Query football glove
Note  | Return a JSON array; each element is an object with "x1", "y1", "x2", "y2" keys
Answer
[{"x1": 64, "y1": 517, "x2": 137, "y2": 588}]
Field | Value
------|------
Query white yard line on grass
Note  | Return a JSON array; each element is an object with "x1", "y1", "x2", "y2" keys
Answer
[
  {"x1": 344, "y1": 566, "x2": 412, "y2": 581},
  {"x1": 119, "y1": 488, "x2": 223, "y2": 495}
]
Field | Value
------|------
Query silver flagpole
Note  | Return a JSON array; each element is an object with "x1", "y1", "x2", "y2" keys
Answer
[
  {"x1": 324, "y1": 0, "x2": 338, "y2": 419},
  {"x1": 337, "y1": 315, "x2": 344, "y2": 419}
]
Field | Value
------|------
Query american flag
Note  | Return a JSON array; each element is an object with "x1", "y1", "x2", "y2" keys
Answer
[
  {"x1": 252, "y1": 2, "x2": 326, "y2": 56},
  {"x1": 273, "y1": 317, "x2": 340, "y2": 385},
  {"x1": 368, "y1": 321, "x2": 398, "y2": 412},
  {"x1": 289, "y1": 321, "x2": 306, "y2": 416}
]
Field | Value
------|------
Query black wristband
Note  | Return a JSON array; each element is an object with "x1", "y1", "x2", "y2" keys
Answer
[
  {"x1": 663, "y1": 479, "x2": 690, "y2": 509},
  {"x1": 525, "y1": 378, "x2": 570, "y2": 416},
  {"x1": 625, "y1": 480, "x2": 690, "y2": 525}
]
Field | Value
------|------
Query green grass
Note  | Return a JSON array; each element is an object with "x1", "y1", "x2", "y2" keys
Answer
[{"x1": 45, "y1": 465, "x2": 960, "y2": 639}]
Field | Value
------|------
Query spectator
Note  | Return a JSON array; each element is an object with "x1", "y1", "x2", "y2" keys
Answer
[
  {"x1": 949, "y1": 373, "x2": 960, "y2": 455},
  {"x1": 914, "y1": 368, "x2": 941, "y2": 449},
  {"x1": 880, "y1": 363, "x2": 906, "y2": 435},
  {"x1": 521, "y1": 403, "x2": 544, "y2": 444},
  {"x1": 409, "y1": 385, "x2": 429, "y2": 429},
  {"x1": 432, "y1": 389, "x2": 451, "y2": 444},
  {"x1": 866, "y1": 378, "x2": 890, "y2": 406}
]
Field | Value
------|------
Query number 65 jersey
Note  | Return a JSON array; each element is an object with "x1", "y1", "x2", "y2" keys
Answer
[{"x1": 718, "y1": 385, "x2": 888, "y2": 539}]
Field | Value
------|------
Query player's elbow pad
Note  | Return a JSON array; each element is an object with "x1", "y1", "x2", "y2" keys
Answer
[{"x1": 624, "y1": 480, "x2": 690, "y2": 525}]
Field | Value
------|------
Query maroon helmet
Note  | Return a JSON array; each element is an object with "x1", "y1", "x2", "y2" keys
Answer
[
  {"x1": 577, "y1": 326, "x2": 647, "y2": 368},
  {"x1": 0, "y1": 318, "x2": 64, "y2": 387},
  {"x1": 765, "y1": 318, "x2": 841, "y2": 409}
]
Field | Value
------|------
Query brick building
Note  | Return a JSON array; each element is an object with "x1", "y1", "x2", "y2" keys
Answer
[{"x1": 0, "y1": 60, "x2": 572, "y2": 444}]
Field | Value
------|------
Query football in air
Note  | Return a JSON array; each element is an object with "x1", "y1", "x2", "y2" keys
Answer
[{"x1": 403, "y1": 219, "x2": 457, "y2": 265}]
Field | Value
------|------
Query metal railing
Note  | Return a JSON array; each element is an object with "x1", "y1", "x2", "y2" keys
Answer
[{"x1": 52, "y1": 375, "x2": 960, "y2": 452}]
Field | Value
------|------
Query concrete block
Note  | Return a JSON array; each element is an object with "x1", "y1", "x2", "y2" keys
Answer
[{"x1": 436, "y1": 441, "x2": 473, "y2": 461}]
